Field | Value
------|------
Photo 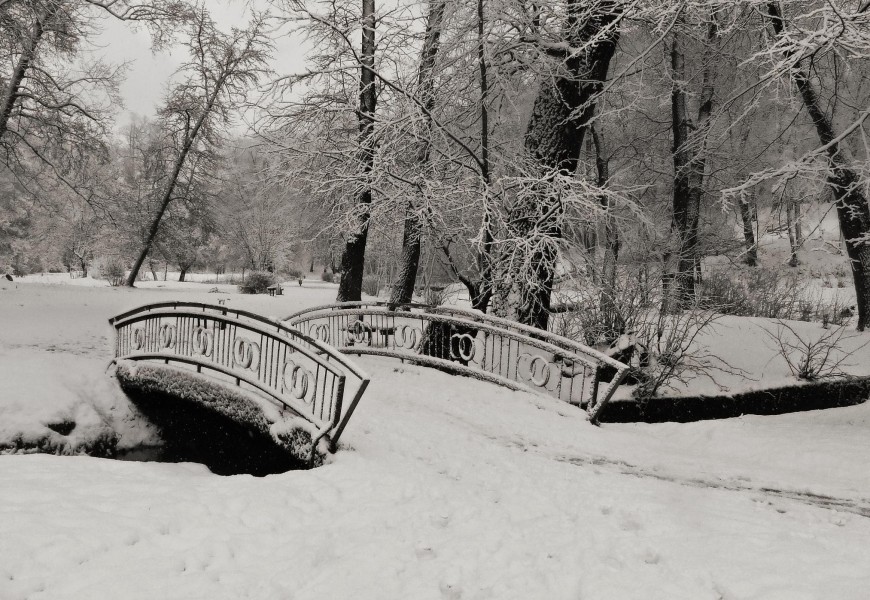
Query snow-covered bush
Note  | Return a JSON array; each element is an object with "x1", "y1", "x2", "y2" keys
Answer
[
  {"x1": 362, "y1": 274, "x2": 379, "y2": 297},
  {"x1": 631, "y1": 309, "x2": 727, "y2": 398},
  {"x1": 763, "y1": 321, "x2": 865, "y2": 381},
  {"x1": 239, "y1": 271, "x2": 274, "y2": 294},
  {"x1": 114, "y1": 361, "x2": 325, "y2": 469},
  {"x1": 701, "y1": 268, "x2": 852, "y2": 326},
  {"x1": 94, "y1": 257, "x2": 127, "y2": 286},
  {"x1": 320, "y1": 271, "x2": 334, "y2": 283},
  {"x1": 701, "y1": 269, "x2": 801, "y2": 319}
]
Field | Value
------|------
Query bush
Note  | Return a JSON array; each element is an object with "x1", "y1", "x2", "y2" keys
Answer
[
  {"x1": 239, "y1": 271, "x2": 274, "y2": 294},
  {"x1": 362, "y1": 274, "x2": 380, "y2": 297},
  {"x1": 762, "y1": 321, "x2": 865, "y2": 381},
  {"x1": 321, "y1": 271, "x2": 334, "y2": 283},
  {"x1": 99, "y1": 258, "x2": 127, "y2": 287},
  {"x1": 286, "y1": 267, "x2": 303, "y2": 280},
  {"x1": 699, "y1": 268, "x2": 850, "y2": 325}
]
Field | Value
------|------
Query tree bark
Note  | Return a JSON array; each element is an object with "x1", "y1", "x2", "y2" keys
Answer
[
  {"x1": 336, "y1": 0, "x2": 377, "y2": 302},
  {"x1": 390, "y1": 0, "x2": 446, "y2": 306},
  {"x1": 767, "y1": 2, "x2": 870, "y2": 329},
  {"x1": 512, "y1": 0, "x2": 621, "y2": 330}
]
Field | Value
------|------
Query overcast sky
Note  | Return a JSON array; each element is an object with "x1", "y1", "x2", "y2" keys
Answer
[{"x1": 95, "y1": 1, "x2": 306, "y2": 131}]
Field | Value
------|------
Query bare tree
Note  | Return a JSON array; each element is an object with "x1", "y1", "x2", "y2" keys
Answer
[
  {"x1": 388, "y1": 0, "x2": 447, "y2": 305},
  {"x1": 501, "y1": 0, "x2": 622, "y2": 329},
  {"x1": 765, "y1": 1, "x2": 870, "y2": 329},
  {"x1": 0, "y1": 0, "x2": 184, "y2": 193},
  {"x1": 126, "y1": 9, "x2": 270, "y2": 286},
  {"x1": 334, "y1": 0, "x2": 376, "y2": 301}
]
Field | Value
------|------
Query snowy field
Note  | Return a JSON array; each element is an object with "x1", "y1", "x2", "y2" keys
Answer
[{"x1": 1, "y1": 276, "x2": 870, "y2": 599}]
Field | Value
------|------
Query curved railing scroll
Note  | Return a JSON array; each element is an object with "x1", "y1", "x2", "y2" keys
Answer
[
  {"x1": 109, "y1": 302, "x2": 370, "y2": 451},
  {"x1": 283, "y1": 302, "x2": 628, "y2": 422}
]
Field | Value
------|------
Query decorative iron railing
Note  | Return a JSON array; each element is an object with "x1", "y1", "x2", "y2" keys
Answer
[
  {"x1": 283, "y1": 302, "x2": 629, "y2": 421},
  {"x1": 109, "y1": 302, "x2": 370, "y2": 450}
]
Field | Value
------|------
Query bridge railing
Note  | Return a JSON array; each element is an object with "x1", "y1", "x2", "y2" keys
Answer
[
  {"x1": 283, "y1": 302, "x2": 628, "y2": 421},
  {"x1": 109, "y1": 302, "x2": 370, "y2": 449}
]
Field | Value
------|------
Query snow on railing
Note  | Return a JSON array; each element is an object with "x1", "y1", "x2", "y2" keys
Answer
[
  {"x1": 283, "y1": 302, "x2": 629, "y2": 422},
  {"x1": 109, "y1": 302, "x2": 370, "y2": 450}
]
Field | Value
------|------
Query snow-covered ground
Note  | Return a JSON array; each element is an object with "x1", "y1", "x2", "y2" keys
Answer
[{"x1": 1, "y1": 277, "x2": 869, "y2": 599}]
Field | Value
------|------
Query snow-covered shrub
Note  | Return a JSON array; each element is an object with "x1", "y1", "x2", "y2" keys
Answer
[
  {"x1": 114, "y1": 361, "x2": 323, "y2": 469},
  {"x1": 362, "y1": 274, "x2": 379, "y2": 297},
  {"x1": 95, "y1": 257, "x2": 127, "y2": 286},
  {"x1": 702, "y1": 268, "x2": 802, "y2": 319},
  {"x1": 631, "y1": 309, "x2": 729, "y2": 398},
  {"x1": 321, "y1": 271, "x2": 334, "y2": 283},
  {"x1": 763, "y1": 321, "x2": 865, "y2": 381},
  {"x1": 700, "y1": 269, "x2": 851, "y2": 326},
  {"x1": 285, "y1": 267, "x2": 303, "y2": 280},
  {"x1": 239, "y1": 271, "x2": 274, "y2": 294}
]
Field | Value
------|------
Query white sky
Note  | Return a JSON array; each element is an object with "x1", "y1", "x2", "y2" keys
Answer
[{"x1": 94, "y1": 1, "x2": 306, "y2": 131}]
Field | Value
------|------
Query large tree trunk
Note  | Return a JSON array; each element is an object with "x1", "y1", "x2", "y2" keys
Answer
[
  {"x1": 509, "y1": 0, "x2": 621, "y2": 330},
  {"x1": 668, "y1": 12, "x2": 717, "y2": 310},
  {"x1": 390, "y1": 1, "x2": 446, "y2": 306},
  {"x1": 336, "y1": 0, "x2": 377, "y2": 302},
  {"x1": 767, "y1": 2, "x2": 870, "y2": 330}
]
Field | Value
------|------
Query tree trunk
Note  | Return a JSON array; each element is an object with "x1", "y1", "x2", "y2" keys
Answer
[
  {"x1": 591, "y1": 124, "x2": 623, "y2": 341},
  {"x1": 786, "y1": 200, "x2": 799, "y2": 266},
  {"x1": 512, "y1": 0, "x2": 621, "y2": 330},
  {"x1": 740, "y1": 196, "x2": 758, "y2": 266},
  {"x1": 179, "y1": 267, "x2": 188, "y2": 282},
  {"x1": 390, "y1": 0, "x2": 446, "y2": 306},
  {"x1": 336, "y1": 0, "x2": 377, "y2": 303},
  {"x1": 793, "y1": 200, "x2": 803, "y2": 244},
  {"x1": 669, "y1": 12, "x2": 717, "y2": 310},
  {"x1": 767, "y1": 2, "x2": 870, "y2": 330}
]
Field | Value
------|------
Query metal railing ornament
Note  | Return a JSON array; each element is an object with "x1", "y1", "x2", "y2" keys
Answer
[
  {"x1": 283, "y1": 302, "x2": 629, "y2": 422},
  {"x1": 108, "y1": 302, "x2": 370, "y2": 451}
]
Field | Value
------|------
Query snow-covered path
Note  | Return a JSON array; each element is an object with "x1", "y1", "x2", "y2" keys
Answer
[{"x1": 2, "y1": 280, "x2": 869, "y2": 599}]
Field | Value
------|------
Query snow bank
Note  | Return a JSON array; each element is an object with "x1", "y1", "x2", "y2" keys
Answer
[{"x1": 0, "y1": 349, "x2": 160, "y2": 456}]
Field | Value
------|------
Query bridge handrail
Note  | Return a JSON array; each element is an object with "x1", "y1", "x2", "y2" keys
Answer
[
  {"x1": 283, "y1": 301, "x2": 626, "y2": 372},
  {"x1": 283, "y1": 301, "x2": 629, "y2": 421},
  {"x1": 111, "y1": 301, "x2": 369, "y2": 382}
]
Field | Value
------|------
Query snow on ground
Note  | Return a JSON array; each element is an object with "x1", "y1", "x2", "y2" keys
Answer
[{"x1": 1, "y1": 277, "x2": 869, "y2": 599}]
